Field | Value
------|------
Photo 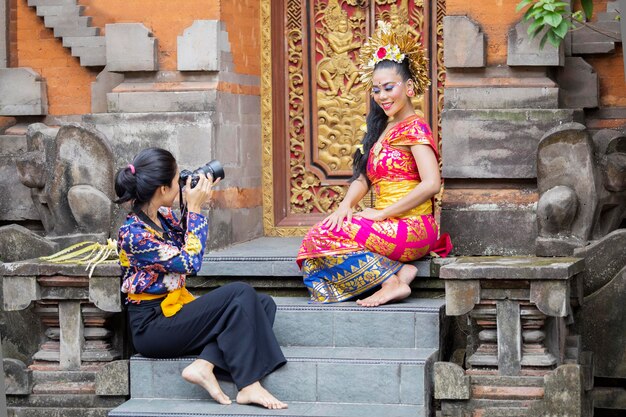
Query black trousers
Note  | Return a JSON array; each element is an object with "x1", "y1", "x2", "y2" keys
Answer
[{"x1": 127, "y1": 282, "x2": 287, "y2": 389}]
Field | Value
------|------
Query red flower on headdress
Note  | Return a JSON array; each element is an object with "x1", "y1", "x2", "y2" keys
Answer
[{"x1": 376, "y1": 47, "x2": 387, "y2": 59}]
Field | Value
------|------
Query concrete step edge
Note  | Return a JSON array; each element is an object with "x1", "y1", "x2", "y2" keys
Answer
[
  {"x1": 276, "y1": 303, "x2": 443, "y2": 314},
  {"x1": 132, "y1": 347, "x2": 439, "y2": 365},
  {"x1": 109, "y1": 399, "x2": 425, "y2": 417},
  {"x1": 36, "y1": 5, "x2": 84, "y2": 17}
]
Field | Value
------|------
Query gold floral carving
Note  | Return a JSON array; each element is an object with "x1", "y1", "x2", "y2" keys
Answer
[
  {"x1": 315, "y1": 0, "x2": 367, "y2": 176},
  {"x1": 434, "y1": 0, "x2": 446, "y2": 214},
  {"x1": 261, "y1": 0, "x2": 308, "y2": 236}
]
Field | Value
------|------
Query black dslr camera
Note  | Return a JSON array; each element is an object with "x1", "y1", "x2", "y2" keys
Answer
[{"x1": 179, "y1": 160, "x2": 225, "y2": 188}]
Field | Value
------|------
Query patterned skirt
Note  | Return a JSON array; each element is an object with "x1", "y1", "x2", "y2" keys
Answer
[{"x1": 297, "y1": 214, "x2": 451, "y2": 303}]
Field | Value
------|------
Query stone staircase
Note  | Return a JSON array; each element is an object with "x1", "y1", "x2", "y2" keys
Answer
[
  {"x1": 108, "y1": 238, "x2": 447, "y2": 417},
  {"x1": 109, "y1": 298, "x2": 445, "y2": 417},
  {"x1": 28, "y1": 0, "x2": 106, "y2": 66}
]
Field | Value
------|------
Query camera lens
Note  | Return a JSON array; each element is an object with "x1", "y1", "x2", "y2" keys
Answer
[
  {"x1": 180, "y1": 160, "x2": 225, "y2": 189},
  {"x1": 198, "y1": 160, "x2": 225, "y2": 182}
]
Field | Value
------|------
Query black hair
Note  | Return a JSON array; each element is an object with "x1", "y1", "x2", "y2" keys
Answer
[
  {"x1": 114, "y1": 147, "x2": 178, "y2": 206},
  {"x1": 351, "y1": 58, "x2": 414, "y2": 184}
]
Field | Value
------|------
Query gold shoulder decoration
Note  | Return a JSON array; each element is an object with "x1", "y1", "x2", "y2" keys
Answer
[{"x1": 358, "y1": 20, "x2": 430, "y2": 95}]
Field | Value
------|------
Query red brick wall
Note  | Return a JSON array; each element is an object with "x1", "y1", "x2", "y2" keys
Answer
[
  {"x1": 447, "y1": 0, "x2": 521, "y2": 66},
  {"x1": 13, "y1": 0, "x2": 261, "y2": 115},
  {"x1": 16, "y1": 0, "x2": 97, "y2": 115},
  {"x1": 222, "y1": 0, "x2": 261, "y2": 76},
  {"x1": 447, "y1": 0, "x2": 626, "y2": 112}
]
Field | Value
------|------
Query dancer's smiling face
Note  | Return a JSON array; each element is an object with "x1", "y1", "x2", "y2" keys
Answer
[{"x1": 371, "y1": 66, "x2": 414, "y2": 119}]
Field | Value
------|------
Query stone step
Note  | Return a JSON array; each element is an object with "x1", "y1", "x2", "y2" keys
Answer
[
  {"x1": 32, "y1": 381, "x2": 95, "y2": 395},
  {"x1": 53, "y1": 25, "x2": 99, "y2": 38},
  {"x1": 43, "y1": 14, "x2": 91, "y2": 28},
  {"x1": 8, "y1": 393, "x2": 124, "y2": 409},
  {"x1": 10, "y1": 407, "x2": 111, "y2": 417},
  {"x1": 62, "y1": 35, "x2": 105, "y2": 48},
  {"x1": 202, "y1": 237, "x2": 432, "y2": 278},
  {"x1": 28, "y1": 0, "x2": 76, "y2": 6},
  {"x1": 36, "y1": 4, "x2": 84, "y2": 17},
  {"x1": 107, "y1": 90, "x2": 219, "y2": 113},
  {"x1": 443, "y1": 87, "x2": 559, "y2": 110},
  {"x1": 442, "y1": 399, "x2": 539, "y2": 416},
  {"x1": 109, "y1": 399, "x2": 426, "y2": 417},
  {"x1": 131, "y1": 346, "x2": 437, "y2": 405},
  {"x1": 32, "y1": 369, "x2": 96, "y2": 384},
  {"x1": 469, "y1": 375, "x2": 544, "y2": 387},
  {"x1": 273, "y1": 297, "x2": 445, "y2": 349},
  {"x1": 72, "y1": 45, "x2": 106, "y2": 66},
  {"x1": 197, "y1": 237, "x2": 443, "y2": 297}
]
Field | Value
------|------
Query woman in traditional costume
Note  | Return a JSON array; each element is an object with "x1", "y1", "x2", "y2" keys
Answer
[
  {"x1": 297, "y1": 21, "x2": 452, "y2": 306},
  {"x1": 115, "y1": 148, "x2": 287, "y2": 409}
]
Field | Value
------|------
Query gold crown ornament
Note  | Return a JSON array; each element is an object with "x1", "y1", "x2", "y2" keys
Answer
[{"x1": 358, "y1": 20, "x2": 430, "y2": 95}]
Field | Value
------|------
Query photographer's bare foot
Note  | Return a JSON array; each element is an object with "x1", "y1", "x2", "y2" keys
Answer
[
  {"x1": 397, "y1": 264, "x2": 417, "y2": 285},
  {"x1": 237, "y1": 381, "x2": 288, "y2": 410},
  {"x1": 182, "y1": 359, "x2": 231, "y2": 405},
  {"x1": 356, "y1": 275, "x2": 411, "y2": 307}
]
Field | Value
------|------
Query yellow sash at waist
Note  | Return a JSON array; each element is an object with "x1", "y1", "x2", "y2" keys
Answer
[
  {"x1": 126, "y1": 286, "x2": 196, "y2": 317},
  {"x1": 373, "y1": 180, "x2": 432, "y2": 217}
]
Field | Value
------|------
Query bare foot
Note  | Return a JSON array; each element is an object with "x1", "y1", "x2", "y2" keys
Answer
[
  {"x1": 236, "y1": 381, "x2": 288, "y2": 410},
  {"x1": 356, "y1": 275, "x2": 411, "y2": 307},
  {"x1": 397, "y1": 264, "x2": 417, "y2": 285},
  {"x1": 182, "y1": 359, "x2": 232, "y2": 405}
]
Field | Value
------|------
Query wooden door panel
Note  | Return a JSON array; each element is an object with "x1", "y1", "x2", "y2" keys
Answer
[{"x1": 261, "y1": 0, "x2": 445, "y2": 235}]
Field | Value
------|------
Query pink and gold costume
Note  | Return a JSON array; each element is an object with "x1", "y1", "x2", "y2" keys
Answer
[{"x1": 297, "y1": 115, "x2": 452, "y2": 303}]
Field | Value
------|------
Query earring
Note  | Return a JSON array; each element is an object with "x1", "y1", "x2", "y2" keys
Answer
[{"x1": 407, "y1": 89, "x2": 415, "y2": 97}]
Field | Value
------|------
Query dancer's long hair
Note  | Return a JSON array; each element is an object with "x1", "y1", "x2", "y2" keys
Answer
[{"x1": 351, "y1": 58, "x2": 413, "y2": 184}]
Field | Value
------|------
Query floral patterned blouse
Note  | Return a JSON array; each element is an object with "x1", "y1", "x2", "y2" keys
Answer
[{"x1": 117, "y1": 207, "x2": 208, "y2": 302}]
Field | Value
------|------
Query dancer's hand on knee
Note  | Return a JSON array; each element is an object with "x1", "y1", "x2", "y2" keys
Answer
[{"x1": 322, "y1": 204, "x2": 353, "y2": 232}]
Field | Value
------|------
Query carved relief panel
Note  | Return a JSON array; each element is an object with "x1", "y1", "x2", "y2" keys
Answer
[{"x1": 262, "y1": 0, "x2": 445, "y2": 235}]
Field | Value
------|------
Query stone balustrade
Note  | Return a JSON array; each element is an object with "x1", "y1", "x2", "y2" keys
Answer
[
  {"x1": 434, "y1": 256, "x2": 594, "y2": 417},
  {"x1": 0, "y1": 260, "x2": 127, "y2": 415}
]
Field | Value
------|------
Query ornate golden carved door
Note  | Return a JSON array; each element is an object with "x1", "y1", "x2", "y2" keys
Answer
[{"x1": 261, "y1": 0, "x2": 445, "y2": 236}]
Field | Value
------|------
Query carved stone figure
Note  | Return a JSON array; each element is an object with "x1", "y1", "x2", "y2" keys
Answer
[
  {"x1": 536, "y1": 122, "x2": 626, "y2": 256},
  {"x1": 537, "y1": 122, "x2": 626, "y2": 384},
  {"x1": 15, "y1": 123, "x2": 115, "y2": 243}
]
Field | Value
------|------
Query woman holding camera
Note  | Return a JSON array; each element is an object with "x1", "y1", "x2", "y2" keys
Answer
[{"x1": 114, "y1": 147, "x2": 287, "y2": 410}]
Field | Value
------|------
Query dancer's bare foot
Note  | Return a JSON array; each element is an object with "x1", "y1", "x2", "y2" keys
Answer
[
  {"x1": 356, "y1": 275, "x2": 411, "y2": 307},
  {"x1": 182, "y1": 359, "x2": 232, "y2": 405},
  {"x1": 397, "y1": 264, "x2": 417, "y2": 285},
  {"x1": 236, "y1": 381, "x2": 288, "y2": 410}
]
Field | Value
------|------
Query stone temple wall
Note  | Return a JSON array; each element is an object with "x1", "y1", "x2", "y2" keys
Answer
[
  {"x1": 441, "y1": 0, "x2": 625, "y2": 256},
  {"x1": 0, "y1": 1, "x2": 264, "y2": 251}
]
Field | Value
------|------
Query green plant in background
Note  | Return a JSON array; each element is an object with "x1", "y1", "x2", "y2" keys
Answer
[{"x1": 516, "y1": 0, "x2": 594, "y2": 48}]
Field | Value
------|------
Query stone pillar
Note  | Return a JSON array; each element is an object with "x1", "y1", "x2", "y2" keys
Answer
[
  {"x1": 496, "y1": 300, "x2": 521, "y2": 376},
  {"x1": 58, "y1": 301, "x2": 83, "y2": 370}
]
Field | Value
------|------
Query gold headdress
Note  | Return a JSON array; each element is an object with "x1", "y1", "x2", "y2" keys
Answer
[{"x1": 358, "y1": 20, "x2": 430, "y2": 94}]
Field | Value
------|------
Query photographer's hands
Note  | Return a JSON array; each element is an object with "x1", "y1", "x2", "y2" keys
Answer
[{"x1": 185, "y1": 174, "x2": 220, "y2": 214}]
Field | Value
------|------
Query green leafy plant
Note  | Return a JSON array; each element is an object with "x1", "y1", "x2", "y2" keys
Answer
[{"x1": 516, "y1": 0, "x2": 594, "y2": 48}]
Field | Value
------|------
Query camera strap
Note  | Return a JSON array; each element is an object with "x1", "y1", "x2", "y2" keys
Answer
[
  {"x1": 133, "y1": 205, "x2": 172, "y2": 242},
  {"x1": 179, "y1": 187, "x2": 188, "y2": 232}
]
